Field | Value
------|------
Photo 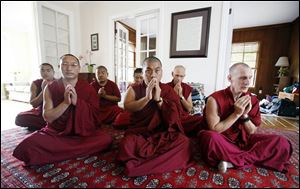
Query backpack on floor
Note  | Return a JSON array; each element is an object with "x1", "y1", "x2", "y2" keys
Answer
[{"x1": 277, "y1": 98, "x2": 297, "y2": 117}]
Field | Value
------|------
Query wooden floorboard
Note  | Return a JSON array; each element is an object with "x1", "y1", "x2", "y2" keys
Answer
[{"x1": 261, "y1": 114, "x2": 299, "y2": 132}]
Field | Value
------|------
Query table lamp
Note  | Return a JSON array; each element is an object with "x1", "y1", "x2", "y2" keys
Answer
[{"x1": 275, "y1": 56, "x2": 289, "y2": 77}]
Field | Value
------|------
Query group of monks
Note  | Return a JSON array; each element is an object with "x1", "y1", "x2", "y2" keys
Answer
[{"x1": 13, "y1": 54, "x2": 292, "y2": 177}]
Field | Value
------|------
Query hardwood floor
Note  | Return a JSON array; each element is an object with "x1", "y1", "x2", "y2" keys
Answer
[{"x1": 261, "y1": 114, "x2": 299, "y2": 132}]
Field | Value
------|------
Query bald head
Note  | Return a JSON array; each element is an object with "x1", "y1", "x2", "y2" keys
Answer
[
  {"x1": 59, "y1": 54, "x2": 81, "y2": 80},
  {"x1": 172, "y1": 65, "x2": 186, "y2": 84},
  {"x1": 60, "y1": 54, "x2": 80, "y2": 66},
  {"x1": 228, "y1": 62, "x2": 252, "y2": 94},
  {"x1": 142, "y1": 56, "x2": 162, "y2": 68},
  {"x1": 40, "y1": 63, "x2": 54, "y2": 81},
  {"x1": 173, "y1": 65, "x2": 185, "y2": 72},
  {"x1": 229, "y1": 62, "x2": 250, "y2": 75},
  {"x1": 96, "y1": 65, "x2": 108, "y2": 83},
  {"x1": 143, "y1": 56, "x2": 163, "y2": 84},
  {"x1": 96, "y1": 65, "x2": 108, "y2": 72}
]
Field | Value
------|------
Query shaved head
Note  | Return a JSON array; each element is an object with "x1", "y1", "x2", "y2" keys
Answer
[
  {"x1": 60, "y1": 54, "x2": 80, "y2": 65},
  {"x1": 229, "y1": 63, "x2": 250, "y2": 75},
  {"x1": 143, "y1": 56, "x2": 163, "y2": 84},
  {"x1": 173, "y1": 65, "x2": 185, "y2": 72},
  {"x1": 228, "y1": 62, "x2": 252, "y2": 94},
  {"x1": 172, "y1": 65, "x2": 186, "y2": 84},
  {"x1": 142, "y1": 56, "x2": 162, "y2": 68}
]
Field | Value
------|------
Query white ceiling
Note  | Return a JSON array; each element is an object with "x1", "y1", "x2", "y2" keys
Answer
[{"x1": 232, "y1": 1, "x2": 299, "y2": 29}]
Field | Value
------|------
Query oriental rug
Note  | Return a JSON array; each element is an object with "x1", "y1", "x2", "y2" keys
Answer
[{"x1": 1, "y1": 126, "x2": 299, "y2": 188}]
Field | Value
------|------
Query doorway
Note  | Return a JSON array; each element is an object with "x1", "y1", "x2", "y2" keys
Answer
[{"x1": 114, "y1": 10, "x2": 159, "y2": 93}]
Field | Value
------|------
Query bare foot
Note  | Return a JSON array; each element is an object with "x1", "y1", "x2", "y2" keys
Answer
[{"x1": 218, "y1": 161, "x2": 233, "y2": 173}]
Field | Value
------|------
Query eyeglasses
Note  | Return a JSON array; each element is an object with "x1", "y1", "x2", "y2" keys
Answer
[{"x1": 61, "y1": 62, "x2": 79, "y2": 67}]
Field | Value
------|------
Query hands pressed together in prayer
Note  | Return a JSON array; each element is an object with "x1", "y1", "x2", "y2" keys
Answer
[
  {"x1": 146, "y1": 78, "x2": 161, "y2": 102},
  {"x1": 64, "y1": 84, "x2": 77, "y2": 106},
  {"x1": 234, "y1": 95, "x2": 252, "y2": 118},
  {"x1": 173, "y1": 82, "x2": 183, "y2": 97},
  {"x1": 98, "y1": 87, "x2": 106, "y2": 98}
]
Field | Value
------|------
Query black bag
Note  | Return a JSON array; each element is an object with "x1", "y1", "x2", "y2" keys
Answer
[{"x1": 277, "y1": 98, "x2": 297, "y2": 117}]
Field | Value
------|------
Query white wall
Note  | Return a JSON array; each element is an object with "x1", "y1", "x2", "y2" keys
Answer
[
  {"x1": 80, "y1": 1, "x2": 164, "y2": 77},
  {"x1": 80, "y1": 1, "x2": 224, "y2": 96},
  {"x1": 162, "y1": 1, "x2": 223, "y2": 96}
]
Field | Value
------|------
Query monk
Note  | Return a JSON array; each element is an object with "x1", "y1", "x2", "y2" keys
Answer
[
  {"x1": 90, "y1": 66, "x2": 123, "y2": 124},
  {"x1": 198, "y1": 62, "x2": 292, "y2": 173},
  {"x1": 117, "y1": 57, "x2": 191, "y2": 177},
  {"x1": 13, "y1": 54, "x2": 113, "y2": 166},
  {"x1": 167, "y1": 65, "x2": 203, "y2": 136},
  {"x1": 15, "y1": 63, "x2": 55, "y2": 130},
  {"x1": 113, "y1": 68, "x2": 144, "y2": 129},
  {"x1": 129, "y1": 68, "x2": 144, "y2": 87}
]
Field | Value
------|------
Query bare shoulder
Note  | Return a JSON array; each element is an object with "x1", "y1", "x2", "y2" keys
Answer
[
  {"x1": 206, "y1": 96, "x2": 217, "y2": 106},
  {"x1": 124, "y1": 86, "x2": 135, "y2": 101},
  {"x1": 206, "y1": 96, "x2": 218, "y2": 114}
]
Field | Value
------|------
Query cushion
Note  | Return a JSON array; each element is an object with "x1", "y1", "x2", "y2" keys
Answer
[{"x1": 187, "y1": 82, "x2": 205, "y2": 115}]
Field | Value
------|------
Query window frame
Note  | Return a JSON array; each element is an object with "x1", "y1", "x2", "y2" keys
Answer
[
  {"x1": 36, "y1": 2, "x2": 73, "y2": 78},
  {"x1": 136, "y1": 12, "x2": 158, "y2": 66},
  {"x1": 230, "y1": 42, "x2": 260, "y2": 88}
]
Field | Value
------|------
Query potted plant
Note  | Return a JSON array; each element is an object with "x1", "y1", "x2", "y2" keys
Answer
[
  {"x1": 86, "y1": 63, "x2": 96, "y2": 73},
  {"x1": 79, "y1": 50, "x2": 95, "y2": 73},
  {"x1": 278, "y1": 67, "x2": 289, "y2": 77}
]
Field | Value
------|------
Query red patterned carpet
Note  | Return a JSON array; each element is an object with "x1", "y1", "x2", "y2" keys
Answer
[{"x1": 1, "y1": 126, "x2": 299, "y2": 188}]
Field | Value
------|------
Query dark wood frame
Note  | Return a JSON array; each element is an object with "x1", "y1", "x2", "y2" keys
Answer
[
  {"x1": 170, "y1": 7, "x2": 211, "y2": 58},
  {"x1": 91, "y1": 33, "x2": 99, "y2": 51}
]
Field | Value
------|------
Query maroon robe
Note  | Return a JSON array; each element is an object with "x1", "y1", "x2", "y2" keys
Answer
[
  {"x1": 166, "y1": 80, "x2": 192, "y2": 113},
  {"x1": 13, "y1": 78, "x2": 113, "y2": 166},
  {"x1": 198, "y1": 87, "x2": 292, "y2": 172},
  {"x1": 117, "y1": 81, "x2": 191, "y2": 177},
  {"x1": 15, "y1": 79, "x2": 47, "y2": 130},
  {"x1": 112, "y1": 83, "x2": 141, "y2": 129},
  {"x1": 90, "y1": 79, "x2": 123, "y2": 124},
  {"x1": 167, "y1": 80, "x2": 203, "y2": 136},
  {"x1": 112, "y1": 111, "x2": 131, "y2": 129}
]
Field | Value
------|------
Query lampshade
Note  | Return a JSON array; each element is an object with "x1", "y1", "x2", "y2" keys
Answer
[{"x1": 275, "y1": 56, "x2": 289, "y2": 67}]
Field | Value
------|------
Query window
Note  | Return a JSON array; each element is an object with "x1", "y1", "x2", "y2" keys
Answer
[
  {"x1": 115, "y1": 22, "x2": 129, "y2": 93},
  {"x1": 136, "y1": 13, "x2": 158, "y2": 66},
  {"x1": 39, "y1": 5, "x2": 71, "y2": 78},
  {"x1": 230, "y1": 42, "x2": 259, "y2": 87},
  {"x1": 127, "y1": 43, "x2": 136, "y2": 83}
]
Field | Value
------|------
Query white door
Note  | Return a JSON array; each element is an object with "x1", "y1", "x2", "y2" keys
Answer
[{"x1": 115, "y1": 22, "x2": 129, "y2": 93}]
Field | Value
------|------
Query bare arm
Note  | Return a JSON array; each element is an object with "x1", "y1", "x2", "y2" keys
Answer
[
  {"x1": 206, "y1": 97, "x2": 240, "y2": 133},
  {"x1": 42, "y1": 86, "x2": 70, "y2": 123},
  {"x1": 30, "y1": 82, "x2": 43, "y2": 108},
  {"x1": 153, "y1": 81, "x2": 163, "y2": 108},
  {"x1": 100, "y1": 94, "x2": 121, "y2": 102},
  {"x1": 243, "y1": 119, "x2": 257, "y2": 134},
  {"x1": 124, "y1": 87, "x2": 150, "y2": 112},
  {"x1": 181, "y1": 93, "x2": 193, "y2": 112},
  {"x1": 241, "y1": 102, "x2": 258, "y2": 134}
]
